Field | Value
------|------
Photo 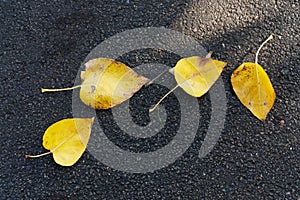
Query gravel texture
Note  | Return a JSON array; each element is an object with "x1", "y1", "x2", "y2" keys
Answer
[{"x1": 1, "y1": 0, "x2": 299, "y2": 199}]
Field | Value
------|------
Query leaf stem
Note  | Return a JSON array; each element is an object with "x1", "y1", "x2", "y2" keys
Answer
[
  {"x1": 145, "y1": 69, "x2": 169, "y2": 86},
  {"x1": 255, "y1": 35, "x2": 273, "y2": 65},
  {"x1": 41, "y1": 85, "x2": 83, "y2": 93},
  {"x1": 25, "y1": 151, "x2": 52, "y2": 158},
  {"x1": 149, "y1": 85, "x2": 179, "y2": 112}
]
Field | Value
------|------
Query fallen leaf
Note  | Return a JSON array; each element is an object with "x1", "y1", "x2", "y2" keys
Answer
[
  {"x1": 26, "y1": 117, "x2": 94, "y2": 166},
  {"x1": 42, "y1": 58, "x2": 149, "y2": 109},
  {"x1": 231, "y1": 35, "x2": 276, "y2": 121},
  {"x1": 173, "y1": 54, "x2": 226, "y2": 97},
  {"x1": 149, "y1": 52, "x2": 226, "y2": 112}
]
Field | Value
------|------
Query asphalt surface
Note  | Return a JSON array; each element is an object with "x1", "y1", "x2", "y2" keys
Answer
[{"x1": 1, "y1": 0, "x2": 299, "y2": 199}]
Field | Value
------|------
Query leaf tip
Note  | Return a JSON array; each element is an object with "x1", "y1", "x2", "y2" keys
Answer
[
  {"x1": 205, "y1": 51, "x2": 213, "y2": 58},
  {"x1": 259, "y1": 117, "x2": 266, "y2": 122},
  {"x1": 91, "y1": 117, "x2": 95, "y2": 123}
]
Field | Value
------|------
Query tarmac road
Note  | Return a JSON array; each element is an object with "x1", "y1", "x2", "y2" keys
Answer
[{"x1": 1, "y1": 0, "x2": 299, "y2": 199}]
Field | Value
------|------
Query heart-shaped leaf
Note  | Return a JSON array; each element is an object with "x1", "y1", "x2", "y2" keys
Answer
[
  {"x1": 231, "y1": 35, "x2": 276, "y2": 121},
  {"x1": 149, "y1": 53, "x2": 226, "y2": 112},
  {"x1": 26, "y1": 118, "x2": 94, "y2": 166},
  {"x1": 42, "y1": 58, "x2": 149, "y2": 109}
]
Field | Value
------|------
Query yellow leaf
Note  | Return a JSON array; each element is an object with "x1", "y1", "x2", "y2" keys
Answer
[
  {"x1": 80, "y1": 58, "x2": 149, "y2": 109},
  {"x1": 26, "y1": 118, "x2": 94, "y2": 166},
  {"x1": 149, "y1": 53, "x2": 226, "y2": 112},
  {"x1": 231, "y1": 35, "x2": 276, "y2": 121},
  {"x1": 42, "y1": 58, "x2": 149, "y2": 109},
  {"x1": 231, "y1": 62, "x2": 276, "y2": 121},
  {"x1": 174, "y1": 56, "x2": 226, "y2": 97}
]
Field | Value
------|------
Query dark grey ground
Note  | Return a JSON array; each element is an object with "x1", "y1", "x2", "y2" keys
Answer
[{"x1": 1, "y1": 0, "x2": 299, "y2": 199}]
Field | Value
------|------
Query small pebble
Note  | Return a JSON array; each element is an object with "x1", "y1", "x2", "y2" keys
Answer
[{"x1": 280, "y1": 119, "x2": 285, "y2": 127}]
